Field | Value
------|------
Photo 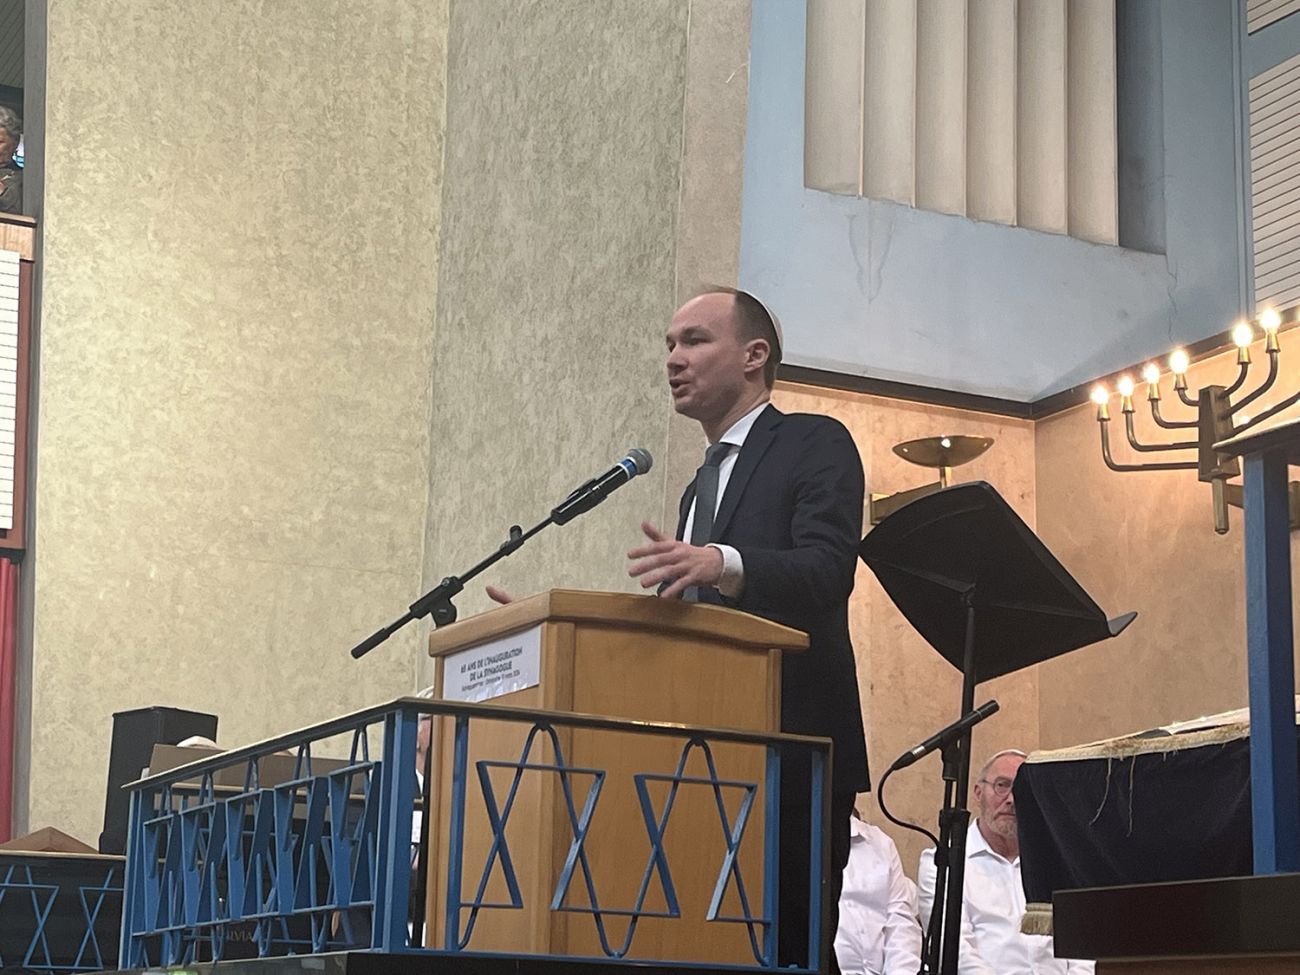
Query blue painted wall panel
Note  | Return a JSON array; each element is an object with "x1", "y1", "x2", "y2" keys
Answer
[{"x1": 739, "y1": 0, "x2": 1244, "y2": 401}]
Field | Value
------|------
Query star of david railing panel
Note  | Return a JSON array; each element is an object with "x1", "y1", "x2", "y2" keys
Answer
[
  {"x1": 0, "y1": 855, "x2": 122, "y2": 973},
  {"x1": 121, "y1": 698, "x2": 829, "y2": 972}
]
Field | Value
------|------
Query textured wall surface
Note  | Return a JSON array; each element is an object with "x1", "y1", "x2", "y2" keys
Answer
[
  {"x1": 661, "y1": 0, "x2": 753, "y2": 526},
  {"x1": 773, "y1": 383, "x2": 1040, "y2": 879},
  {"x1": 422, "y1": 0, "x2": 691, "y2": 636},
  {"x1": 1035, "y1": 335, "x2": 1300, "y2": 751},
  {"x1": 32, "y1": 0, "x2": 447, "y2": 843}
]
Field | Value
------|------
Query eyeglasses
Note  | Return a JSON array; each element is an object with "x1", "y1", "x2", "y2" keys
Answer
[{"x1": 978, "y1": 777, "x2": 1015, "y2": 797}]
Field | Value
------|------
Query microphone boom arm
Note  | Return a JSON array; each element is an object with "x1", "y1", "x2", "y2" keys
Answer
[
  {"x1": 350, "y1": 448, "x2": 653, "y2": 660},
  {"x1": 350, "y1": 516, "x2": 552, "y2": 659}
]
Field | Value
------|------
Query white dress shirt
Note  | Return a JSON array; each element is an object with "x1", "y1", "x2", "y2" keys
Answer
[
  {"x1": 835, "y1": 818, "x2": 923, "y2": 975},
  {"x1": 681, "y1": 398, "x2": 770, "y2": 597},
  {"x1": 917, "y1": 822, "x2": 1093, "y2": 975}
]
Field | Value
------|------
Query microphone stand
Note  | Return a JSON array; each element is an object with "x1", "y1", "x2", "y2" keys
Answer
[
  {"x1": 350, "y1": 513, "x2": 555, "y2": 659},
  {"x1": 923, "y1": 731, "x2": 972, "y2": 975},
  {"x1": 924, "y1": 594, "x2": 980, "y2": 975}
]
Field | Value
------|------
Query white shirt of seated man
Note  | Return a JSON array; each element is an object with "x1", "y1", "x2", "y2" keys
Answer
[
  {"x1": 917, "y1": 750, "x2": 1094, "y2": 975},
  {"x1": 834, "y1": 813, "x2": 923, "y2": 975}
]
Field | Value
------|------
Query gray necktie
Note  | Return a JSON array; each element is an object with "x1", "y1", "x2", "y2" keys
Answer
[
  {"x1": 684, "y1": 442, "x2": 731, "y2": 602},
  {"x1": 690, "y1": 442, "x2": 732, "y2": 545}
]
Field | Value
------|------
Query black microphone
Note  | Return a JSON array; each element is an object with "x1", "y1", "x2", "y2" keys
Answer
[
  {"x1": 551, "y1": 448, "x2": 654, "y2": 525},
  {"x1": 889, "y1": 700, "x2": 999, "y2": 772}
]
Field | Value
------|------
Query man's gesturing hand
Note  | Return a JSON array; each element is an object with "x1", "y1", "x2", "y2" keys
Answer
[{"x1": 627, "y1": 521, "x2": 724, "y2": 599}]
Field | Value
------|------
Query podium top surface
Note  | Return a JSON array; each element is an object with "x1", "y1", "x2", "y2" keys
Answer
[{"x1": 426, "y1": 588, "x2": 809, "y2": 658}]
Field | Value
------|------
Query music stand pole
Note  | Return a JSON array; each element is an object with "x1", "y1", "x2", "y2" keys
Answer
[{"x1": 923, "y1": 594, "x2": 977, "y2": 975}]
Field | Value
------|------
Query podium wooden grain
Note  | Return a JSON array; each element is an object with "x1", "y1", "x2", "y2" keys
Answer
[{"x1": 423, "y1": 589, "x2": 807, "y2": 964}]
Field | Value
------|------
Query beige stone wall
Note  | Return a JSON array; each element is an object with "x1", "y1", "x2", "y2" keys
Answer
[
  {"x1": 31, "y1": 0, "x2": 447, "y2": 843},
  {"x1": 421, "y1": 0, "x2": 696, "y2": 637}
]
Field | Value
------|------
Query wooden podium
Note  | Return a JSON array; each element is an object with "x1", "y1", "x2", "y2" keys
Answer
[{"x1": 423, "y1": 589, "x2": 808, "y2": 965}]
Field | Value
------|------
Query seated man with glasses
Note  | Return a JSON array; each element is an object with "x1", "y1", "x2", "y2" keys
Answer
[{"x1": 918, "y1": 749, "x2": 1094, "y2": 975}]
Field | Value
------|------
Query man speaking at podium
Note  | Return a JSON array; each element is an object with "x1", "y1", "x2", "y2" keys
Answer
[{"x1": 628, "y1": 288, "x2": 869, "y2": 973}]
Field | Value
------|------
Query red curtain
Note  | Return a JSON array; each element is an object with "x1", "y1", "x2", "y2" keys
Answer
[{"x1": 0, "y1": 556, "x2": 19, "y2": 843}]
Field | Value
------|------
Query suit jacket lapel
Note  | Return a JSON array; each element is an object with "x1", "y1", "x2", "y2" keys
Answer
[
  {"x1": 675, "y1": 479, "x2": 695, "y2": 541},
  {"x1": 711, "y1": 404, "x2": 782, "y2": 541}
]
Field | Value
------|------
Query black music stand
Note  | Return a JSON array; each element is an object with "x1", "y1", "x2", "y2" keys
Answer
[{"x1": 859, "y1": 481, "x2": 1135, "y2": 975}]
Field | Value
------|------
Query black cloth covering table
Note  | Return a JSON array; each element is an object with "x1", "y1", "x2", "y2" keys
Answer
[{"x1": 1014, "y1": 706, "x2": 1296, "y2": 914}]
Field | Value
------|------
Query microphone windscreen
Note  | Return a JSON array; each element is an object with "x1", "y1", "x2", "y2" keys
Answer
[{"x1": 627, "y1": 447, "x2": 653, "y2": 475}]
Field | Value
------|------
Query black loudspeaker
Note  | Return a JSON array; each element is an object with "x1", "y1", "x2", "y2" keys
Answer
[{"x1": 98, "y1": 706, "x2": 218, "y2": 854}]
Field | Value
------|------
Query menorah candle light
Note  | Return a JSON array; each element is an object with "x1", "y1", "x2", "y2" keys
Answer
[{"x1": 1092, "y1": 308, "x2": 1294, "y2": 534}]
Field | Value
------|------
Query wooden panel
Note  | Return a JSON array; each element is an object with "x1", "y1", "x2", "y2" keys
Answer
[
  {"x1": 805, "y1": 0, "x2": 865, "y2": 195},
  {"x1": 428, "y1": 589, "x2": 809, "y2": 659},
  {"x1": 560, "y1": 622, "x2": 774, "y2": 964},
  {"x1": 862, "y1": 0, "x2": 917, "y2": 205},
  {"x1": 427, "y1": 680, "x2": 552, "y2": 954},
  {"x1": 1067, "y1": 0, "x2": 1118, "y2": 244},
  {"x1": 915, "y1": 0, "x2": 967, "y2": 216},
  {"x1": 967, "y1": 0, "x2": 1018, "y2": 224},
  {"x1": 1017, "y1": 0, "x2": 1069, "y2": 234},
  {"x1": 1251, "y1": 52, "x2": 1300, "y2": 312},
  {"x1": 425, "y1": 600, "x2": 786, "y2": 963}
]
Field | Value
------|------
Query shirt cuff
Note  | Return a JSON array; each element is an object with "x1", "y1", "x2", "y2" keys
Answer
[{"x1": 708, "y1": 543, "x2": 745, "y2": 599}]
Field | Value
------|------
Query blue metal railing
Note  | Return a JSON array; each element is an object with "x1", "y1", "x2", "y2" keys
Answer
[
  {"x1": 120, "y1": 697, "x2": 829, "y2": 971},
  {"x1": 0, "y1": 857, "x2": 122, "y2": 973}
]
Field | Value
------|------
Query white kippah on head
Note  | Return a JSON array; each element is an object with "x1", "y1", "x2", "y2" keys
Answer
[
  {"x1": 978, "y1": 748, "x2": 1029, "y2": 779},
  {"x1": 739, "y1": 289, "x2": 784, "y2": 360}
]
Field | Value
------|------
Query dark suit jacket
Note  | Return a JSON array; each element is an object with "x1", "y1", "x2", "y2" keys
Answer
[{"x1": 676, "y1": 404, "x2": 869, "y2": 795}]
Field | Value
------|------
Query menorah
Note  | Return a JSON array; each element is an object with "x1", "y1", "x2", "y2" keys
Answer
[{"x1": 1091, "y1": 307, "x2": 1299, "y2": 534}]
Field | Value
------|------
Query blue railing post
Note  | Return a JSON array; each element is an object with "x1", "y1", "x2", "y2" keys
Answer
[
  {"x1": 119, "y1": 788, "x2": 146, "y2": 969},
  {"x1": 443, "y1": 713, "x2": 471, "y2": 950},
  {"x1": 761, "y1": 743, "x2": 781, "y2": 969},
  {"x1": 806, "y1": 747, "x2": 827, "y2": 974},
  {"x1": 1243, "y1": 447, "x2": 1300, "y2": 872},
  {"x1": 374, "y1": 706, "x2": 419, "y2": 951}
]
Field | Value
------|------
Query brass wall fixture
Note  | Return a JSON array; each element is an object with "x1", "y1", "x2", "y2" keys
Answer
[
  {"x1": 1091, "y1": 308, "x2": 1300, "y2": 534},
  {"x1": 869, "y1": 435, "x2": 994, "y2": 525}
]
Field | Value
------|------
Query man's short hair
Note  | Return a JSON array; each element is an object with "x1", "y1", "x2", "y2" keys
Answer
[
  {"x1": 696, "y1": 285, "x2": 783, "y2": 388},
  {"x1": 977, "y1": 748, "x2": 1028, "y2": 782},
  {"x1": 0, "y1": 107, "x2": 21, "y2": 142}
]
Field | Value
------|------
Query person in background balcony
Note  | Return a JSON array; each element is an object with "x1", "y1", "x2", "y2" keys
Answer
[{"x1": 0, "y1": 108, "x2": 20, "y2": 214}]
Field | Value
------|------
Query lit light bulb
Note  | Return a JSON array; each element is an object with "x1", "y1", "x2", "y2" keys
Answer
[
  {"x1": 1232, "y1": 320, "x2": 1254, "y2": 348},
  {"x1": 1117, "y1": 375, "x2": 1135, "y2": 398},
  {"x1": 940, "y1": 437, "x2": 951, "y2": 449},
  {"x1": 1260, "y1": 307, "x2": 1282, "y2": 333},
  {"x1": 1090, "y1": 386, "x2": 1110, "y2": 405},
  {"x1": 1169, "y1": 349, "x2": 1190, "y2": 375},
  {"x1": 1142, "y1": 363, "x2": 1160, "y2": 385}
]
